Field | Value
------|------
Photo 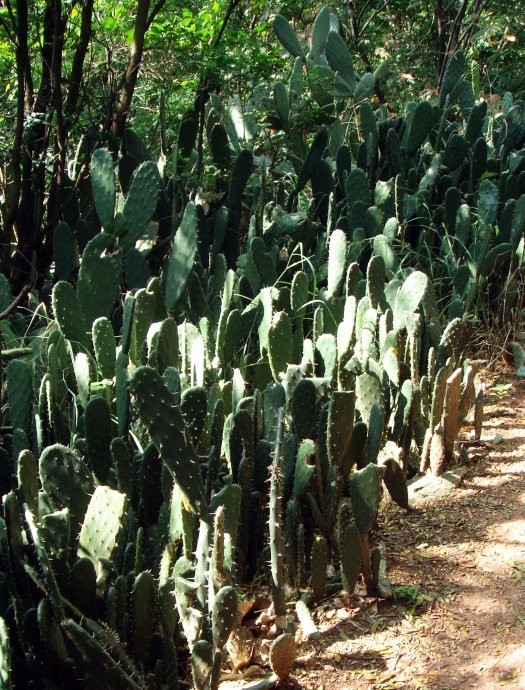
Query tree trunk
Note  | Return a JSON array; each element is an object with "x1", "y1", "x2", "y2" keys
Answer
[{"x1": 111, "y1": 0, "x2": 151, "y2": 145}]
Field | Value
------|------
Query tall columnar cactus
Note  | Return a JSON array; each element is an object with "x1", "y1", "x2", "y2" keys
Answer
[{"x1": 269, "y1": 408, "x2": 288, "y2": 629}]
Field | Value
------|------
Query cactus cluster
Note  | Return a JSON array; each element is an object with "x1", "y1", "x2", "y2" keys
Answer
[{"x1": 2, "y1": 5, "x2": 524, "y2": 686}]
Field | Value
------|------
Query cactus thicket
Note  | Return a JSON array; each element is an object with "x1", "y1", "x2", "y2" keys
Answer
[{"x1": 5, "y1": 7, "x2": 520, "y2": 685}]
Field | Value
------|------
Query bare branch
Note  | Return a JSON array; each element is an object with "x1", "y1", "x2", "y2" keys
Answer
[
  {"x1": 212, "y1": 0, "x2": 242, "y2": 48},
  {"x1": 0, "y1": 14, "x2": 16, "y2": 44},
  {"x1": 65, "y1": 0, "x2": 94, "y2": 119},
  {"x1": 111, "y1": 0, "x2": 151, "y2": 143},
  {"x1": 0, "y1": 284, "x2": 30, "y2": 321},
  {"x1": 361, "y1": 0, "x2": 389, "y2": 36},
  {"x1": 146, "y1": 0, "x2": 167, "y2": 30}
]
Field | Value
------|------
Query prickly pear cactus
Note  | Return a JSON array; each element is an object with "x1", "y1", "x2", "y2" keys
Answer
[
  {"x1": 77, "y1": 486, "x2": 127, "y2": 579},
  {"x1": 349, "y1": 463, "x2": 382, "y2": 534},
  {"x1": 130, "y1": 366, "x2": 209, "y2": 520}
]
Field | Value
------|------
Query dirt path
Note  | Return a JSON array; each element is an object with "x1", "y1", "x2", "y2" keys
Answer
[{"x1": 286, "y1": 373, "x2": 525, "y2": 690}]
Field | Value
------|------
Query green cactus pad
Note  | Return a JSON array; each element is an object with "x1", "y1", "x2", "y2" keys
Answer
[
  {"x1": 91, "y1": 148, "x2": 115, "y2": 231},
  {"x1": 325, "y1": 30, "x2": 356, "y2": 93},
  {"x1": 349, "y1": 463, "x2": 382, "y2": 534},
  {"x1": 311, "y1": 535, "x2": 327, "y2": 602},
  {"x1": 92, "y1": 317, "x2": 116, "y2": 379},
  {"x1": 327, "y1": 391, "x2": 355, "y2": 468},
  {"x1": 120, "y1": 161, "x2": 160, "y2": 250},
  {"x1": 327, "y1": 229, "x2": 347, "y2": 298},
  {"x1": 131, "y1": 570, "x2": 155, "y2": 664},
  {"x1": 212, "y1": 585, "x2": 238, "y2": 649},
  {"x1": 166, "y1": 201, "x2": 198, "y2": 312},
  {"x1": 77, "y1": 485, "x2": 127, "y2": 577},
  {"x1": 52, "y1": 281, "x2": 88, "y2": 348},
  {"x1": 268, "y1": 311, "x2": 293, "y2": 383},
  {"x1": 130, "y1": 366, "x2": 208, "y2": 519},
  {"x1": 406, "y1": 101, "x2": 434, "y2": 156},
  {"x1": 383, "y1": 458, "x2": 409, "y2": 509},
  {"x1": 7, "y1": 359, "x2": 33, "y2": 436},
  {"x1": 291, "y1": 378, "x2": 317, "y2": 439},
  {"x1": 293, "y1": 439, "x2": 316, "y2": 497},
  {"x1": 39, "y1": 444, "x2": 93, "y2": 530},
  {"x1": 85, "y1": 396, "x2": 113, "y2": 483},
  {"x1": 77, "y1": 232, "x2": 122, "y2": 324},
  {"x1": 273, "y1": 14, "x2": 306, "y2": 60},
  {"x1": 340, "y1": 522, "x2": 362, "y2": 595}
]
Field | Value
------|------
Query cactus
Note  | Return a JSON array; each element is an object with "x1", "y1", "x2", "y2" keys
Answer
[
  {"x1": 52, "y1": 281, "x2": 88, "y2": 348},
  {"x1": 340, "y1": 522, "x2": 362, "y2": 595},
  {"x1": 310, "y1": 535, "x2": 327, "y2": 602},
  {"x1": 37, "y1": 598, "x2": 69, "y2": 665},
  {"x1": 77, "y1": 486, "x2": 127, "y2": 579},
  {"x1": 131, "y1": 570, "x2": 155, "y2": 665},
  {"x1": 295, "y1": 127, "x2": 328, "y2": 198},
  {"x1": 355, "y1": 370, "x2": 383, "y2": 426},
  {"x1": 406, "y1": 101, "x2": 434, "y2": 156},
  {"x1": 273, "y1": 14, "x2": 306, "y2": 60},
  {"x1": 70, "y1": 558, "x2": 97, "y2": 617},
  {"x1": 227, "y1": 149, "x2": 252, "y2": 231},
  {"x1": 327, "y1": 391, "x2": 355, "y2": 468},
  {"x1": 211, "y1": 585, "x2": 237, "y2": 650},
  {"x1": 293, "y1": 439, "x2": 316, "y2": 498},
  {"x1": 130, "y1": 366, "x2": 208, "y2": 520},
  {"x1": 120, "y1": 161, "x2": 160, "y2": 250},
  {"x1": 429, "y1": 423, "x2": 446, "y2": 476},
  {"x1": 125, "y1": 248, "x2": 151, "y2": 290},
  {"x1": 192, "y1": 639, "x2": 213, "y2": 690},
  {"x1": 85, "y1": 396, "x2": 113, "y2": 483},
  {"x1": 366, "y1": 255, "x2": 386, "y2": 310},
  {"x1": 77, "y1": 232, "x2": 122, "y2": 325},
  {"x1": 13, "y1": 444, "x2": 35, "y2": 512},
  {"x1": 269, "y1": 408, "x2": 287, "y2": 627},
  {"x1": 367, "y1": 402, "x2": 384, "y2": 464},
  {"x1": 349, "y1": 463, "x2": 382, "y2": 535},
  {"x1": 62, "y1": 619, "x2": 142, "y2": 689},
  {"x1": 92, "y1": 317, "x2": 116, "y2": 379},
  {"x1": 7, "y1": 359, "x2": 33, "y2": 437},
  {"x1": 442, "y1": 368, "x2": 462, "y2": 469},
  {"x1": 39, "y1": 444, "x2": 92, "y2": 531},
  {"x1": 181, "y1": 386, "x2": 208, "y2": 449},
  {"x1": 327, "y1": 229, "x2": 347, "y2": 298},
  {"x1": 290, "y1": 378, "x2": 317, "y2": 439},
  {"x1": 166, "y1": 201, "x2": 198, "y2": 312},
  {"x1": 268, "y1": 311, "x2": 293, "y2": 384},
  {"x1": 115, "y1": 350, "x2": 130, "y2": 437},
  {"x1": 250, "y1": 237, "x2": 277, "y2": 286},
  {"x1": 393, "y1": 271, "x2": 429, "y2": 332},
  {"x1": 91, "y1": 147, "x2": 116, "y2": 231},
  {"x1": 382, "y1": 458, "x2": 409, "y2": 509}
]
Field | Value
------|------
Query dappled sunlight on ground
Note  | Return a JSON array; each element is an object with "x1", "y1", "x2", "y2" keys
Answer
[{"x1": 276, "y1": 374, "x2": 525, "y2": 689}]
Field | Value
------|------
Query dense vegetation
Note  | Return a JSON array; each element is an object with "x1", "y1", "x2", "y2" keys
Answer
[{"x1": 0, "y1": 1, "x2": 523, "y2": 687}]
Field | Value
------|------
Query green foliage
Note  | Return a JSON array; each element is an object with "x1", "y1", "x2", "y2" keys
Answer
[{"x1": 3, "y1": 5, "x2": 525, "y2": 684}]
